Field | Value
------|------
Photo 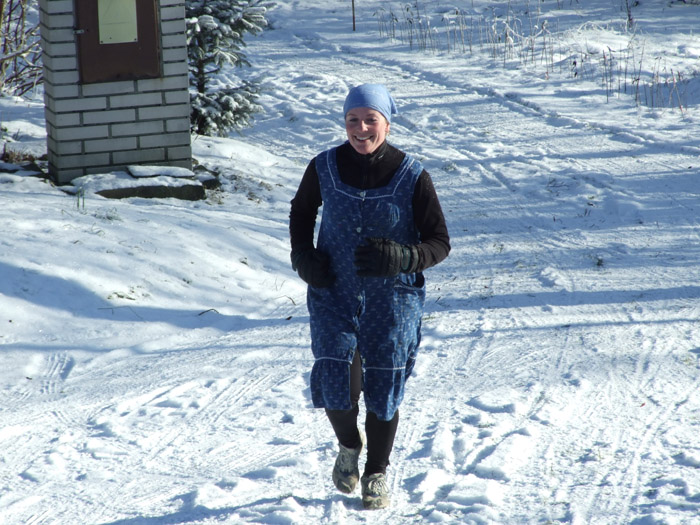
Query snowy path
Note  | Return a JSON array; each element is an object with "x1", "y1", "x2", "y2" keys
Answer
[
  {"x1": 237, "y1": 6, "x2": 700, "y2": 521},
  {"x1": 2, "y1": 1, "x2": 700, "y2": 524}
]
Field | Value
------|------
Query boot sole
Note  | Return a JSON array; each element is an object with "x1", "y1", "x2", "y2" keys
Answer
[
  {"x1": 333, "y1": 473, "x2": 358, "y2": 494},
  {"x1": 362, "y1": 495, "x2": 390, "y2": 509}
]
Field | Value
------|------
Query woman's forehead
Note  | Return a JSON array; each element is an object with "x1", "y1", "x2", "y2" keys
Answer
[{"x1": 345, "y1": 107, "x2": 384, "y2": 118}]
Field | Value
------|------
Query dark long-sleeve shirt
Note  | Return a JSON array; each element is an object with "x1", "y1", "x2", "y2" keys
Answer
[{"x1": 290, "y1": 141, "x2": 450, "y2": 272}]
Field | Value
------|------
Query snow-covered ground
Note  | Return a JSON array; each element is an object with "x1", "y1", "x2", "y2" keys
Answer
[{"x1": 2, "y1": 0, "x2": 700, "y2": 523}]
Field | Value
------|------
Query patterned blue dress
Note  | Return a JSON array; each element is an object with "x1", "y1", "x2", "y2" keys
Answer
[{"x1": 307, "y1": 146, "x2": 426, "y2": 421}]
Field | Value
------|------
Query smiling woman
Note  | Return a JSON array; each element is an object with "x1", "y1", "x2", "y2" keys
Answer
[
  {"x1": 288, "y1": 83, "x2": 451, "y2": 510},
  {"x1": 342, "y1": 84, "x2": 396, "y2": 155},
  {"x1": 344, "y1": 107, "x2": 389, "y2": 155}
]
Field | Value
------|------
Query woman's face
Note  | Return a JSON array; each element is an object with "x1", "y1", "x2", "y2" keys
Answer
[{"x1": 345, "y1": 107, "x2": 390, "y2": 155}]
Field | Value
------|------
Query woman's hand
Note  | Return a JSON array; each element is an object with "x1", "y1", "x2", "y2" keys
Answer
[
  {"x1": 291, "y1": 247, "x2": 335, "y2": 288},
  {"x1": 354, "y1": 238, "x2": 415, "y2": 277}
]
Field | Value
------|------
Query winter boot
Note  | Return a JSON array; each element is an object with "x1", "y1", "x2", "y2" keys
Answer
[
  {"x1": 332, "y1": 433, "x2": 364, "y2": 493},
  {"x1": 361, "y1": 473, "x2": 390, "y2": 509}
]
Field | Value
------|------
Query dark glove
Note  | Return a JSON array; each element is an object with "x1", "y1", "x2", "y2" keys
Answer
[
  {"x1": 354, "y1": 237, "x2": 415, "y2": 277},
  {"x1": 291, "y1": 247, "x2": 335, "y2": 288}
]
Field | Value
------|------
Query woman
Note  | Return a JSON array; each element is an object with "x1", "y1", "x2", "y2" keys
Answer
[{"x1": 289, "y1": 84, "x2": 450, "y2": 509}]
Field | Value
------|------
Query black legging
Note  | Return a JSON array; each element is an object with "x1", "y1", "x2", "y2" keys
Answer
[{"x1": 325, "y1": 351, "x2": 399, "y2": 476}]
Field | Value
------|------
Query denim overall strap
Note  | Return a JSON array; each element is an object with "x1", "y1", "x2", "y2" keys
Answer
[{"x1": 307, "y1": 145, "x2": 426, "y2": 421}]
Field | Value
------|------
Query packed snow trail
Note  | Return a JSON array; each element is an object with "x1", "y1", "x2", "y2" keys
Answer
[
  {"x1": 239, "y1": 6, "x2": 700, "y2": 520},
  {"x1": 2, "y1": 1, "x2": 700, "y2": 524}
]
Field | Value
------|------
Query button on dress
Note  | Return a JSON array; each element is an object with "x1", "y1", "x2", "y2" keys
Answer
[{"x1": 307, "y1": 146, "x2": 426, "y2": 421}]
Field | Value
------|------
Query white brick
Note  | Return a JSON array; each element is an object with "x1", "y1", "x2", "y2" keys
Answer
[
  {"x1": 140, "y1": 132, "x2": 190, "y2": 149},
  {"x1": 43, "y1": 82, "x2": 80, "y2": 99},
  {"x1": 82, "y1": 108, "x2": 136, "y2": 124},
  {"x1": 41, "y1": 42, "x2": 76, "y2": 56},
  {"x1": 44, "y1": 108, "x2": 81, "y2": 127},
  {"x1": 161, "y1": 19, "x2": 186, "y2": 35},
  {"x1": 137, "y1": 75, "x2": 188, "y2": 92},
  {"x1": 43, "y1": 0, "x2": 73, "y2": 15},
  {"x1": 138, "y1": 103, "x2": 189, "y2": 120},
  {"x1": 112, "y1": 120, "x2": 164, "y2": 137},
  {"x1": 82, "y1": 81, "x2": 136, "y2": 97},
  {"x1": 162, "y1": 34, "x2": 187, "y2": 49},
  {"x1": 54, "y1": 152, "x2": 110, "y2": 169},
  {"x1": 49, "y1": 138, "x2": 82, "y2": 155},
  {"x1": 164, "y1": 90, "x2": 189, "y2": 104},
  {"x1": 52, "y1": 97, "x2": 107, "y2": 113},
  {"x1": 165, "y1": 118, "x2": 190, "y2": 133},
  {"x1": 40, "y1": 12, "x2": 74, "y2": 29},
  {"x1": 54, "y1": 125, "x2": 109, "y2": 141},
  {"x1": 164, "y1": 155, "x2": 192, "y2": 169},
  {"x1": 42, "y1": 55, "x2": 78, "y2": 71},
  {"x1": 39, "y1": 27, "x2": 75, "y2": 44},
  {"x1": 113, "y1": 148, "x2": 166, "y2": 165},
  {"x1": 51, "y1": 167, "x2": 86, "y2": 183},
  {"x1": 44, "y1": 69, "x2": 80, "y2": 85},
  {"x1": 163, "y1": 62, "x2": 188, "y2": 77},
  {"x1": 85, "y1": 137, "x2": 138, "y2": 153},
  {"x1": 161, "y1": 6, "x2": 185, "y2": 21},
  {"x1": 109, "y1": 92, "x2": 163, "y2": 108},
  {"x1": 162, "y1": 47, "x2": 187, "y2": 62},
  {"x1": 159, "y1": 0, "x2": 186, "y2": 8}
]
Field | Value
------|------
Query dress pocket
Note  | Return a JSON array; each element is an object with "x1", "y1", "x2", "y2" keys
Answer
[{"x1": 394, "y1": 272, "x2": 425, "y2": 292}]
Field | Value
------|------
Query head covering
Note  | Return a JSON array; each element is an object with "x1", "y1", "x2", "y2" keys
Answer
[{"x1": 343, "y1": 84, "x2": 398, "y2": 123}]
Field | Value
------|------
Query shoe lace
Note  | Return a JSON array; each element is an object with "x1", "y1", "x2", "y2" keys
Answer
[{"x1": 366, "y1": 474, "x2": 388, "y2": 495}]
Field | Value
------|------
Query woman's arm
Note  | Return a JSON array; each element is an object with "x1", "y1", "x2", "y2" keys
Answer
[
  {"x1": 289, "y1": 159, "x2": 322, "y2": 252},
  {"x1": 412, "y1": 170, "x2": 451, "y2": 272}
]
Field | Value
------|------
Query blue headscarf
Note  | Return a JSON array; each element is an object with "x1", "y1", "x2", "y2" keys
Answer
[{"x1": 343, "y1": 84, "x2": 398, "y2": 123}]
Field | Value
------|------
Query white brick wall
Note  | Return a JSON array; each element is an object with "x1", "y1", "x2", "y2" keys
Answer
[{"x1": 39, "y1": 0, "x2": 192, "y2": 183}]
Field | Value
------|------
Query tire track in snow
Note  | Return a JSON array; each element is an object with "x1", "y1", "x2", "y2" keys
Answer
[
  {"x1": 27, "y1": 339, "x2": 315, "y2": 522},
  {"x1": 387, "y1": 312, "x2": 544, "y2": 521},
  {"x1": 7, "y1": 351, "x2": 75, "y2": 405},
  {"x1": 90, "y1": 358, "x2": 286, "y2": 469},
  {"x1": 575, "y1": 384, "x2": 697, "y2": 524}
]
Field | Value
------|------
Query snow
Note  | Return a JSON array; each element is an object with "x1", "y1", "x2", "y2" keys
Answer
[
  {"x1": 69, "y1": 171, "x2": 199, "y2": 194},
  {"x1": 1, "y1": 0, "x2": 700, "y2": 523},
  {"x1": 127, "y1": 166, "x2": 196, "y2": 178}
]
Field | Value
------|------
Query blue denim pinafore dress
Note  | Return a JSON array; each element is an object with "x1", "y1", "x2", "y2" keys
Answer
[{"x1": 307, "y1": 145, "x2": 426, "y2": 421}]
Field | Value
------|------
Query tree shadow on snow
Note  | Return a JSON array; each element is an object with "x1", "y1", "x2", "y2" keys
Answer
[
  {"x1": 99, "y1": 490, "x2": 354, "y2": 525},
  {"x1": 425, "y1": 284, "x2": 700, "y2": 315},
  {"x1": 0, "y1": 259, "x2": 305, "y2": 332}
]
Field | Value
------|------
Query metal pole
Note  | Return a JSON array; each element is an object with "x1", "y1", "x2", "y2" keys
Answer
[{"x1": 352, "y1": 0, "x2": 356, "y2": 31}]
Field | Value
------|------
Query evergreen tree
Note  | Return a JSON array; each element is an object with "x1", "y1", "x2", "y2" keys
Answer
[{"x1": 186, "y1": 0, "x2": 270, "y2": 136}]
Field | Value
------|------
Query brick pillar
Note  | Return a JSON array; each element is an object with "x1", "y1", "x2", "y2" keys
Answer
[{"x1": 39, "y1": 0, "x2": 192, "y2": 183}]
